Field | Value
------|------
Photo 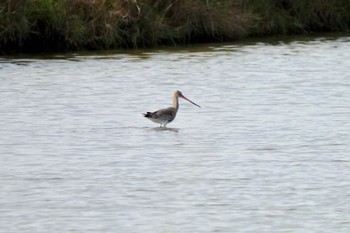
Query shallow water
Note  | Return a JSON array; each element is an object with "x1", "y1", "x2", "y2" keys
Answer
[{"x1": 1, "y1": 35, "x2": 350, "y2": 233}]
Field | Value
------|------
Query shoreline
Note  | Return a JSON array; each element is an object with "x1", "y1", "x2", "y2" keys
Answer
[{"x1": 1, "y1": 0, "x2": 349, "y2": 54}]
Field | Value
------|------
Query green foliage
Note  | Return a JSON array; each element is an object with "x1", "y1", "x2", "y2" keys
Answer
[
  {"x1": 0, "y1": 0, "x2": 349, "y2": 53},
  {"x1": 243, "y1": 0, "x2": 350, "y2": 35}
]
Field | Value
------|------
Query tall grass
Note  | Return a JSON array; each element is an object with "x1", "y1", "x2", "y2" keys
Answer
[
  {"x1": 245, "y1": 0, "x2": 350, "y2": 35},
  {"x1": 0, "y1": 0, "x2": 349, "y2": 53}
]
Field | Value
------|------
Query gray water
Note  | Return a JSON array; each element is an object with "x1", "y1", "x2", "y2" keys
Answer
[{"x1": 1, "y1": 35, "x2": 350, "y2": 233}]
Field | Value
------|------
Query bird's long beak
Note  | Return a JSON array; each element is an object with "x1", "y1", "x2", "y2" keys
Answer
[{"x1": 181, "y1": 95, "x2": 201, "y2": 108}]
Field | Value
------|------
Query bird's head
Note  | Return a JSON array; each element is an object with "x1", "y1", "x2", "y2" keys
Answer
[{"x1": 174, "y1": 90, "x2": 201, "y2": 108}]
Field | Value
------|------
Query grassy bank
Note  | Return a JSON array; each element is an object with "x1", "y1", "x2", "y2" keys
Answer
[{"x1": 1, "y1": 0, "x2": 350, "y2": 53}]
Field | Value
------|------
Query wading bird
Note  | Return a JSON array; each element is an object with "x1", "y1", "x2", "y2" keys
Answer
[{"x1": 143, "y1": 90, "x2": 201, "y2": 127}]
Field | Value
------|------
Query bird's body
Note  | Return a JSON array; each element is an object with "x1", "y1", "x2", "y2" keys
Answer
[
  {"x1": 143, "y1": 90, "x2": 200, "y2": 127},
  {"x1": 143, "y1": 107, "x2": 177, "y2": 127}
]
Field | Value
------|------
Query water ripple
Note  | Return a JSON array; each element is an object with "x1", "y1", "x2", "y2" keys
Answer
[{"x1": 1, "y1": 35, "x2": 350, "y2": 233}]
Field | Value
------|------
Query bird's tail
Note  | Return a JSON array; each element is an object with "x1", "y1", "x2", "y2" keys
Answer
[{"x1": 143, "y1": 112, "x2": 152, "y2": 118}]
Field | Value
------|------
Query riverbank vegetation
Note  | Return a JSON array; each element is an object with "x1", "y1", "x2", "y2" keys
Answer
[{"x1": 1, "y1": 0, "x2": 350, "y2": 53}]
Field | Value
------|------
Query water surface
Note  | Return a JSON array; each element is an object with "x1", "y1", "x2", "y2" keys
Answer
[{"x1": 1, "y1": 35, "x2": 350, "y2": 233}]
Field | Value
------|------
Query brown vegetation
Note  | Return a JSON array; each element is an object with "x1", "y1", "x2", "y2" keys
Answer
[{"x1": 0, "y1": 0, "x2": 349, "y2": 53}]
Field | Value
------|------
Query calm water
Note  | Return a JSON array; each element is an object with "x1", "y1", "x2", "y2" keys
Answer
[{"x1": 1, "y1": 36, "x2": 350, "y2": 233}]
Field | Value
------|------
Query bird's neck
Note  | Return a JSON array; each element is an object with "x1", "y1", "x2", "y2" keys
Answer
[{"x1": 173, "y1": 94, "x2": 179, "y2": 110}]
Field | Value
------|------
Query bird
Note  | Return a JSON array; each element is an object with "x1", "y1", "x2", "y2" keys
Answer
[{"x1": 143, "y1": 90, "x2": 201, "y2": 127}]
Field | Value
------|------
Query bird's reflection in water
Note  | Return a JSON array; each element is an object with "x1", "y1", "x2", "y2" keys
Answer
[{"x1": 152, "y1": 127, "x2": 179, "y2": 132}]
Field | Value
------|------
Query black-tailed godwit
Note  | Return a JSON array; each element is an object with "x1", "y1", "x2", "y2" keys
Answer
[{"x1": 143, "y1": 90, "x2": 201, "y2": 127}]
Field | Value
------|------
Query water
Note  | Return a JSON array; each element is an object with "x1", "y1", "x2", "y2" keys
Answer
[{"x1": 1, "y1": 35, "x2": 350, "y2": 232}]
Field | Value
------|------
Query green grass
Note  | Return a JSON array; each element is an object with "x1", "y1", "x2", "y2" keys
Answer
[{"x1": 1, "y1": 0, "x2": 349, "y2": 53}]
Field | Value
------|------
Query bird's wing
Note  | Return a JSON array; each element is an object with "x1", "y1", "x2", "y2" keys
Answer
[{"x1": 153, "y1": 107, "x2": 176, "y2": 121}]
